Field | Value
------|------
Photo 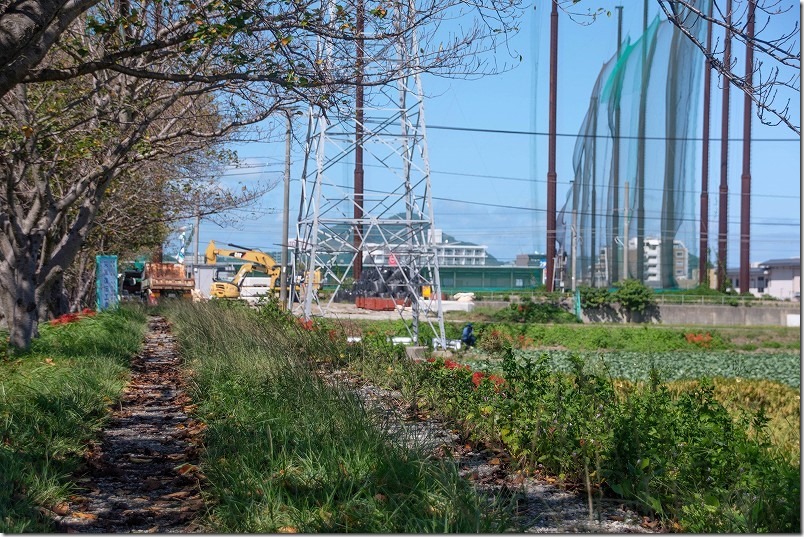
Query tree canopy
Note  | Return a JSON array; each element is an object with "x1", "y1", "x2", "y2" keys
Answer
[{"x1": 0, "y1": 0, "x2": 525, "y2": 350}]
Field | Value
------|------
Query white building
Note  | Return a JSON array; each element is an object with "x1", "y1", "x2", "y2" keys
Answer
[
  {"x1": 628, "y1": 237, "x2": 690, "y2": 286},
  {"x1": 365, "y1": 229, "x2": 489, "y2": 267},
  {"x1": 758, "y1": 258, "x2": 800, "y2": 301}
]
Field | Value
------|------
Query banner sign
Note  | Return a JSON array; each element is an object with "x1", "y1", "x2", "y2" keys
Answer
[{"x1": 96, "y1": 255, "x2": 119, "y2": 311}]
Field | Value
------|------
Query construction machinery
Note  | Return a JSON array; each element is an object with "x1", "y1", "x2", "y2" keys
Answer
[
  {"x1": 204, "y1": 241, "x2": 282, "y2": 299},
  {"x1": 141, "y1": 262, "x2": 195, "y2": 301},
  {"x1": 205, "y1": 240, "x2": 322, "y2": 301}
]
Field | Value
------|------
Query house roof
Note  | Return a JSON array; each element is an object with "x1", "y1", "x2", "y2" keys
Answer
[
  {"x1": 726, "y1": 266, "x2": 766, "y2": 277},
  {"x1": 759, "y1": 258, "x2": 801, "y2": 268}
]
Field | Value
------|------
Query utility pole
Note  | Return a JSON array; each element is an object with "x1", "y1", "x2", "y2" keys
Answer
[
  {"x1": 699, "y1": 0, "x2": 713, "y2": 286},
  {"x1": 739, "y1": 0, "x2": 755, "y2": 295},
  {"x1": 623, "y1": 181, "x2": 629, "y2": 280},
  {"x1": 194, "y1": 203, "x2": 200, "y2": 265},
  {"x1": 636, "y1": 0, "x2": 649, "y2": 283},
  {"x1": 717, "y1": 0, "x2": 732, "y2": 291},
  {"x1": 611, "y1": 4, "x2": 623, "y2": 285},
  {"x1": 280, "y1": 111, "x2": 293, "y2": 309},
  {"x1": 353, "y1": 0, "x2": 365, "y2": 282},
  {"x1": 571, "y1": 208, "x2": 577, "y2": 291},
  {"x1": 546, "y1": 0, "x2": 558, "y2": 292}
]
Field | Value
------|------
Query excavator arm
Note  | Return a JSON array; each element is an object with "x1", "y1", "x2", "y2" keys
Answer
[
  {"x1": 205, "y1": 240, "x2": 279, "y2": 273},
  {"x1": 205, "y1": 241, "x2": 281, "y2": 298}
]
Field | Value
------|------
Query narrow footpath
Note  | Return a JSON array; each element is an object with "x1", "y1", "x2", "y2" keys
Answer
[{"x1": 56, "y1": 316, "x2": 206, "y2": 533}]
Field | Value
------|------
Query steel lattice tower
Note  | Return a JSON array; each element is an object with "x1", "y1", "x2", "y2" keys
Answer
[{"x1": 292, "y1": 0, "x2": 447, "y2": 347}]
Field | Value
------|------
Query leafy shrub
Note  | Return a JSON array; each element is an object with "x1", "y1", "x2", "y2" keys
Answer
[
  {"x1": 612, "y1": 279, "x2": 655, "y2": 315},
  {"x1": 492, "y1": 299, "x2": 577, "y2": 324},
  {"x1": 477, "y1": 328, "x2": 514, "y2": 354},
  {"x1": 345, "y1": 341, "x2": 800, "y2": 532},
  {"x1": 578, "y1": 285, "x2": 612, "y2": 309}
]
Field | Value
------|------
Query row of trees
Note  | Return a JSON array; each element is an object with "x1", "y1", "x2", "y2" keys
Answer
[
  {"x1": 0, "y1": 0, "x2": 527, "y2": 349},
  {"x1": 0, "y1": 0, "x2": 798, "y2": 350}
]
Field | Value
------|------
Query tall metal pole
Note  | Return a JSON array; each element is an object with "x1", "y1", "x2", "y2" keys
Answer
[
  {"x1": 739, "y1": 0, "x2": 755, "y2": 294},
  {"x1": 353, "y1": 0, "x2": 365, "y2": 281},
  {"x1": 280, "y1": 111, "x2": 292, "y2": 308},
  {"x1": 717, "y1": 0, "x2": 732, "y2": 290},
  {"x1": 611, "y1": 5, "x2": 623, "y2": 284},
  {"x1": 571, "y1": 208, "x2": 577, "y2": 291},
  {"x1": 636, "y1": 0, "x2": 648, "y2": 283},
  {"x1": 194, "y1": 204, "x2": 200, "y2": 265},
  {"x1": 699, "y1": 0, "x2": 713, "y2": 285},
  {"x1": 546, "y1": 0, "x2": 558, "y2": 292},
  {"x1": 623, "y1": 181, "x2": 629, "y2": 280}
]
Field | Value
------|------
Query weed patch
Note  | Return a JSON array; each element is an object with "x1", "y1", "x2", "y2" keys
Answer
[
  {"x1": 345, "y1": 341, "x2": 801, "y2": 533},
  {"x1": 166, "y1": 301, "x2": 511, "y2": 533}
]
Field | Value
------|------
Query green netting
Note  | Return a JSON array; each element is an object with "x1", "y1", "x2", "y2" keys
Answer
[{"x1": 558, "y1": 2, "x2": 709, "y2": 290}]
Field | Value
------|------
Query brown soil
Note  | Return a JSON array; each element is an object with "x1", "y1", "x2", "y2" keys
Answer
[{"x1": 53, "y1": 316, "x2": 206, "y2": 533}]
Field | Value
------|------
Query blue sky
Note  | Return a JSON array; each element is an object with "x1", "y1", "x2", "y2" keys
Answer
[{"x1": 193, "y1": 0, "x2": 801, "y2": 267}]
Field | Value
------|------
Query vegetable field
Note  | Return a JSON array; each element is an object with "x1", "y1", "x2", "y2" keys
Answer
[{"x1": 463, "y1": 350, "x2": 801, "y2": 388}]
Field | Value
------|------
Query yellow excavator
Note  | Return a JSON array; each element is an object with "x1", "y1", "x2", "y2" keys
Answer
[
  {"x1": 204, "y1": 241, "x2": 281, "y2": 299},
  {"x1": 204, "y1": 240, "x2": 322, "y2": 300}
]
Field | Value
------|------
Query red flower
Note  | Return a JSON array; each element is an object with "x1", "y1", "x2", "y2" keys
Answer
[
  {"x1": 488, "y1": 375, "x2": 505, "y2": 388},
  {"x1": 471, "y1": 371, "x2": 485, "y2": 387},
  {"x1": 296, "y1": 318, "x2": 315, "y2": 331}
]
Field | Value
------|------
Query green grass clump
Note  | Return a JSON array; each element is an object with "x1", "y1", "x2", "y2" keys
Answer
[
  {"x1": 165, "y1": 301, "x2": 510, "y2": 533},
  {"x1": 0, "y1": 307, "x2": 147, "y2": 532}
]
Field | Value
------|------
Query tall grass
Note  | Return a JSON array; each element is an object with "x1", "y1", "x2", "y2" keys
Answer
[
  {"x1": 0, "y1": 306, "x2": 147, "y2": 532},
  {"x1": 165, "y1": 301, "x2": 512, "y2": 533}
]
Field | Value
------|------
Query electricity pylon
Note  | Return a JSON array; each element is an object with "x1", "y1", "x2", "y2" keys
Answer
[{"x1": 293, "y1": 0, "x2": 446, "y2": 348}]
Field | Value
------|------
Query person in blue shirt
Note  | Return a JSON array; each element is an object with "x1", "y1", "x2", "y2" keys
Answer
[{"x1": 461, "y1": 323, "x2": 476, "y2": 347}]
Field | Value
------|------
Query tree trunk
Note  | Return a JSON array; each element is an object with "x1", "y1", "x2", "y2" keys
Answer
[
  {"x1": 0, "y1": 232, "x2": 47, "y2": 350},
  {"x1": 70, "y1": 257, "x2": 96, "y2": 312},
  {"x1": 40, "y1": 270, "x2": 70, "y2": 321},
  {"x1": 5, "y1": 269, "x2": 40, "y2": 350}
]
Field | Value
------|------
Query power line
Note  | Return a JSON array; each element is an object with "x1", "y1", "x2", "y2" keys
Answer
[
  {"x1": 424, "y1": 123, "x2": 801, "y2": 143},
  {"x1": 306, "y1": 177, "x2": 799, "y2": 229}
]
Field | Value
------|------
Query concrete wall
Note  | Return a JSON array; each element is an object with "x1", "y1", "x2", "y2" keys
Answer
[
  {"x1": 653, "y1": 304, "x2": 801, "y2": 327},
  {"x1": 477, "y1": 299, "x2": 801, "y2": 327}
]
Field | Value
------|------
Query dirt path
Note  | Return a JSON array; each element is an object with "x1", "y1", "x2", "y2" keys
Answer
[{"x1": 55, "y1": 316, "x2": 206, "y2": 533}]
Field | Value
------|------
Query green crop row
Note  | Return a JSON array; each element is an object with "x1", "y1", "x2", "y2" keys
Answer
[{"x1": 461, "y1": 350, "x2": 801, "y2": 389}]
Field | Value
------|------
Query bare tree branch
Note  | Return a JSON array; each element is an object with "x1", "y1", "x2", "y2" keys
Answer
[{"x1": 657, "y1": 0, "x2": 800, "y2": 133}]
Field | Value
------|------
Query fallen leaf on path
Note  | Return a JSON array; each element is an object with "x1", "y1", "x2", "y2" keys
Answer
[
  {"x1": 175, "y1": 463, "x2": 200, "y2": 475},
  {"x1": 71, "y1": 512, "x2": 97, "y2": 520},
  {"x1": 52, "y1": 503, "x2": 69, "y2": 515},
  {"x1": 162, "y1": 490, "x2": 191, "y2": 500}
]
